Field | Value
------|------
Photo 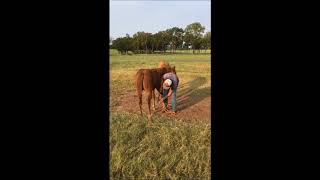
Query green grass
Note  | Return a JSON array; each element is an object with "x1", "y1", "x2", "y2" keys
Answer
[
  {"x1": 109, "y1": 49, "x2": 211, "y2": 109},
  {"x1": 109, "y1": 49, "x2": 211, "y2": 179},
  {"x1": 110, "y1": 112, "x2": 211, "y2": 180}
]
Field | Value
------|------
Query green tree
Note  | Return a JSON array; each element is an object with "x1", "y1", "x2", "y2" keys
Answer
[
  {"x1": 152, "y1": 31, "x2": 170, "y2": 53},
  {"x1": 144, "y1": 32, "x2": 153, "y2": 54},
  {"x1": 203, "y1": 31, "x2": 211, "y2": 53},
  {"x1": 111, "y1": 34, "x2": 134, "y2": 55},
  {"x1": 165, "y1": 27, "x2": 184, "y2": 53},
  {"x1": 132, "y1": 32, "x2": 152, "y2": 54},
  {"x1": 152, "y1": 32, "x2": 162, "y2": 52},
  {"x1": 184, "y1": 22, "x2": 205, "y2": 54},
  {"x1": 132, "y1": 32, "x2": 144, "y2": 54},
  {"x1": 109, "y1": 36, "x2": 113, "y2": 47}
]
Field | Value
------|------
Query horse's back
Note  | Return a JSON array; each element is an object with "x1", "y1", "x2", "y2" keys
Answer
[
  {"x1": 135, "y1": 69, "x2": 154, "y2": 92},
  {"x1": 135, "y1": 67, "x2": 170, "y2": 92},
  {"x1": 142, "y1": 70, "x2": 154, "y2": 91}
]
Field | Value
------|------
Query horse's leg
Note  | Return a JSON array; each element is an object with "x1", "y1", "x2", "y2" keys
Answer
[
  {"x1": 152, "y1": 90, "x2": 156, "y2": 111},
  {"x1": 146, "y1": 91, "x2": 152, "y2": 121},
  {"x1": 135, "y1": 71, "x2": 144, "y2": 117},
  {"x1": 138, "y1": 91, "x2": 143, "y2": 116},
  {"x1": 157, "y1": 92, "x2": 160, "y2": 101}
]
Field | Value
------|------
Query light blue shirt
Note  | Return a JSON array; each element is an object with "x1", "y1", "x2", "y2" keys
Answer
[{"x1": 163, "y1": 72, "x2": 179, "y2": 89}]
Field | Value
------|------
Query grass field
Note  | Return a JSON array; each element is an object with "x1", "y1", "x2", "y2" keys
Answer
[{"x1": 109, "y1": 49, "x2": 211, "y2": 179}]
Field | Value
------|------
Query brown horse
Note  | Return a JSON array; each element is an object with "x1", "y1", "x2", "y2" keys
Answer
[{"x1": 135, "y1": 66, "x2": 175, "y2": 120}]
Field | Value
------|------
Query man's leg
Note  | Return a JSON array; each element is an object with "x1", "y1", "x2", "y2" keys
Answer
[
  {"x1": 171, "y1": 88, "x2": 177, "y2": 112},
  {"x1": 162, "y1": 89, "x2": 168, "y2": 111}
]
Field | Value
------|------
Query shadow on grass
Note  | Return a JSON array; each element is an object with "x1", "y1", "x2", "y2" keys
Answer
[{"x1": 168, "y1": 77, "x2": 211, "y2": 111}]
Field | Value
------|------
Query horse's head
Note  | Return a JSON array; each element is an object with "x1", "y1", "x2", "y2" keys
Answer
[
  {"x1": 158, "y1": 60, "x2": 170, "y2": 69},
  {"x1": 165, "y1": 65, "x2": 176, "y2": 74},
  {"x1": 157, "y1": 65, "x2": 177, "y2": 76}
]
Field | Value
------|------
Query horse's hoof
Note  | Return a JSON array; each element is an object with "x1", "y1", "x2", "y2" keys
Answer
[
  {"x1": 153, "y1": 107, "x2": 156, "y2": 111},
  {"x1": 162, "y1": 108, "x2": 169, "y2": 113},
  {"x1": 171, "y1": 112, "x2": 177, "y2": 116},
  {"x1": 148, "y1": 115, "x2": 152, "y2": 120}
]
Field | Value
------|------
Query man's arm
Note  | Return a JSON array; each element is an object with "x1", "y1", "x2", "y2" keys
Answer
[
  {"x1": 167, "y1": 89, "x2": 173, "y2": 97},
  {"x1": 159, "y1": 88, "x2": 173, "y2": 101}
]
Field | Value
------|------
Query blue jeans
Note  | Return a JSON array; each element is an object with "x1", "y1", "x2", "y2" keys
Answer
[{"x1": 162, "y1": 88, "x2": 177, "y2": 112}]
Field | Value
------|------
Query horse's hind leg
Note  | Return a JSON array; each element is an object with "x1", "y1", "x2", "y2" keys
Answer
[
  {"x1": 152, "y1": 90, "x2": 156, "y2": 111},
  {"x1": 146, "y1": 91, "x2": 152, "y2": 121},
  {"x1": 135, "y1": 71, "x2": 144, "y2": 117},
  {"x1": 138, "y1": 92, "x2": 143, "y2": 116}
]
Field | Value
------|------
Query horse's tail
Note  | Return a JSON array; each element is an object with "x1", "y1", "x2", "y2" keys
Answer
[
  {"x1": 135, "y1": 70, "x2": 144, "y2": 94},
  {"x1": 135, "y1": 70, "x2": 144, "y2": 115}
]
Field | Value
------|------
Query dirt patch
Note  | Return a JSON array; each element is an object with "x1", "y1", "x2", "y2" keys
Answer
[
  {"x1": 111, "y1": 92, "x2": 211, "y2": 123},
  {"x1": 111, "y1": 77, "x2": 211, "y2": 123}
]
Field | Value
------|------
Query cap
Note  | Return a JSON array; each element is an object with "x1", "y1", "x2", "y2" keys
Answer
[{"x1": 163, "y1": 79, "x2": 172, "y2": 89}]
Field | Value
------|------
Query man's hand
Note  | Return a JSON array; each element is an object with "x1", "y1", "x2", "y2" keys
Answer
[
  {"x1": 167, "y1": 89, "x2": 173, "y2": 98},
  {"x1": 159, "y1": 97, "x2": 164, "y2": 103},
  {"x1": 158, "y1": 95, "x2": 163, "y2": 102}
]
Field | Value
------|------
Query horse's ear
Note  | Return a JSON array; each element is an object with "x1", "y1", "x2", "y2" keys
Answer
[{"x1": 172, "y1": 66, "x2": 176, "y2": 72}]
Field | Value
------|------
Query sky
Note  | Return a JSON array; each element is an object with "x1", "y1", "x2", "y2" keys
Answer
[{"x1": 110, "y1": 0, "x2": 211, "y2": 39}]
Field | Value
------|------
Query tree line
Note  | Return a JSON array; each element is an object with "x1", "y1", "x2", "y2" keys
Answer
[{"x1": 110, "y1": 22, "x2": 211, "y2": 55}]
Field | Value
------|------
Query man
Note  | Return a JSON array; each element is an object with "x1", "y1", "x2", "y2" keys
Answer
[{"x1": 160, "y1": 72, "x2": 179, "y2": 115}]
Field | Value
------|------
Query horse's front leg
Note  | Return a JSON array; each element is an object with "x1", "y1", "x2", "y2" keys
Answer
[
  {"x1": 152, "y1": 90, "x2": 156, "y2": 111},
  {"x1": 147, "y1": 91, "x2": 152, "y2": 121}
]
